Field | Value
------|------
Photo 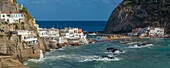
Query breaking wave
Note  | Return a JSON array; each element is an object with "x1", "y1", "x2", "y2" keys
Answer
[
  {"x1": 128, "y1": 44, "x2": 153, "y2": 48},
  {"x1": 79, "y1": 55, "x2": 120, "y2": 62},
  {"x1": 79, "y1": 57, "x2": 120, "y2": 62},
  {"x1": 27, "y1": 58, "x2": 44, "y2": 63}
]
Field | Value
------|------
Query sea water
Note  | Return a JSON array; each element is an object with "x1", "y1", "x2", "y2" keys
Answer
[
  {"x1": 36, "y1": 21, "x2": 107, "y2": 32},
  {"x1": 25, "y1": 38, "x2": 170, "y2": 68},
  {"x1": 25, "y1": 21, "x2": 170, "y2": 68}
]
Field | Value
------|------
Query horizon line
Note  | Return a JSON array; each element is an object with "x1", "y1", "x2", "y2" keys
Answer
[{"x1": 36, "y1": 20, "x2": 108, "y2": 21}]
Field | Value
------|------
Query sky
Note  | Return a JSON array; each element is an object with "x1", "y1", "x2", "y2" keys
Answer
[{"x1": 16, "y1": 0, "x2": 123, "y2": 21}]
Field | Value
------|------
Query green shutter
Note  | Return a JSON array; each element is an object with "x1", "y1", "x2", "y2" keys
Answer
[{"x1": 2, "y1": 22, "x2": 4, "y2": 24}]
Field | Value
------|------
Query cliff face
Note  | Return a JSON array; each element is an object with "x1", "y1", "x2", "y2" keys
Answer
[
  {"x1": 0, "y1": 58, "x2": 29, "y2": 68},
  {"x1": 104, "y1": 0, "x2": 170, "y2": 34},
  {"x1": 0, "y1": 0, "x2": 45, "y2": 67},
  {"x1": 0, "y1": 0, "x2": 18, "y2": 13}
]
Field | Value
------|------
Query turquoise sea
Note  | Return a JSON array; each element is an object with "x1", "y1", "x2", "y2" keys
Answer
[
  {"x1": 25, "y1": 21, "x2": 170, "y2": 68},
  {"x1": 25, "y1": 38, "x2": 170, "y2": 68}
]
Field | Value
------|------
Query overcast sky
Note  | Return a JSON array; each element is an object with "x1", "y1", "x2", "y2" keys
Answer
[{"x1": 16, "y1": 0, "x2": 122, "y2": 21}]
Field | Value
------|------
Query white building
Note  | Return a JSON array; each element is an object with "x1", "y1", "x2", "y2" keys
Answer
[
  {"x1": 16, "y1": 30, "x2": 38, "y2": 45},
  {"x1": 38, "y1": 28, "x2": 60, "y2": 38},
  {"x1": 129, "y1": 27, "x2": 165, "y2": 37},
  {"x1": 38, "y1": 29, "x2": 48, "y2": 37},
  {"x1": 1, "y1": 13, "x2": 25, "y2": 23},
  {"x1": 54, "y1": 37, "x2": 65, "y2": 44},
  {"x1": 60, "y1": 28, "x2": 88, "y2": 44},
  {"x1": 149, "y1": 27, "x2": 165, "y2": 36},
  {"x1": 60, "y1": 28, "x2": 85, "y2": 38},
  {"x1": 48, "y1": 28, "x2": 60, "y2": 37},
  {"x1": 38, "y1": 27, "x2": 88, "y2": 44}
]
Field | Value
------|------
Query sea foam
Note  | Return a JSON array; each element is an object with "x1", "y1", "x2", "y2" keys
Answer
[
  {"x1": 79, "y1": 55, "x2": 120, "y2": 62},
  {"x1": 79, "y1": 57, "x2": 120, "y2": 62},
  {"x1": 27, "y1": 50, "x2": 45, "y2": 63},
  {"x1": 128, "y1": 44, "x2": 153, "y2": 48}
]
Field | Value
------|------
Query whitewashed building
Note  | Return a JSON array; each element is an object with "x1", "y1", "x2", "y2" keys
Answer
[
  {"x1": 38, "y1": 28, "x2": 48, "y2": 38},
  {"x1": 16, "y1": 30, "x2": 38, "y2": 45},
  {"x1": 38, "y1": 27, "x2": 88, "y2": 44},
  {"x1": 129, "y1": 27, "x2": 165, "y2": 37},
  {"x1": 60, "y1": 28, "x2": 88, "y2": 44},
  {"x1": 60, "y1": 28, "x2": 85, "y2": 38},
  {"x1": 38, "y1": 28, "x2": 60, "y2": 38},
  {"x1": 149, "y1": 27, "x2": 165, "y2": 36},
  {"x1": 1, "y1": 13, "x2": 25, "y2": 23},
  {"x1": 54, "y1": 37, "x2": 65, "y2": 44}
]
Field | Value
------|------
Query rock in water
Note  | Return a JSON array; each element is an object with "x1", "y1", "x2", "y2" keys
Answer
[
  {"x1": 106, "y1": 47, "x2": 123, "y2": 53},
  {"x1": 104, "y1": 0, "x2": 170, "y2": 34}
]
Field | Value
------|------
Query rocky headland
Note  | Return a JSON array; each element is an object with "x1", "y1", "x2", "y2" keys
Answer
[{"x1": 104, "y1": 0, "x2": 170, "y2": 34}]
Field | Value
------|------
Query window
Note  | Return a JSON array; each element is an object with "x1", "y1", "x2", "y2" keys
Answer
[
  {"x1": 33, "y1": 41, "x2": 36, "y2": 43},
  {"x1": 7, "y1": 20, "x2": 9, "y2": 22},
  {"x1": 7, "y1": 15, "x2": 10, "y2": 17},
  {"x1": 3, "y1": 15, "x2": 5, "y2": 17},
  {"x1": 24, "y1": 37, "x2": 27, "y2": 39},
  {"x1": 15, "y1": 15, "x2": 17, "y2": 17},
  {"x1": 30, "y1": 41, "x2": 33, "y2": 44},
  {"x1": 21, "y1": 15, "x2": 24, "y2": 17}
]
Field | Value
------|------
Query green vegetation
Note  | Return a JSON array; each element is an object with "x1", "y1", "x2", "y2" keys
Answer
[
  {"x1": 14, "y1": 0, "x2": 17, "y2": 3},
  {"x1": 8, "y1": 23, "x2": 13, "y2": 26},
  {"x1": 0, "y1": 35, "x2": 4, "y2": 38},
  {"x1": 17, "y1": 35, "x2": 22, "y2": 40},
  {"x1": 13, "y1": 23, "x2": 17, "y2": 25},
  {"x1": 22, "y1": 7, "x2": 33, "y2": 21},
  {"x1": 21, "y1": 22, "x2": 25, "y2": 25},
  {"x1": 6, "y1": 59, "x2": 13, "y2": 62},
  {"x1": 22, "y1": 7, "x2": 28, "y2": 13},
  {"x1": 37, "y1": 35, "x2": 40, "y2": 37},
  {"x1": 7, "y1": 35, "x2": 12, "y2": 40},
  {"x1": 0, "y1": 52, "x2": 5, "y2": 55}
]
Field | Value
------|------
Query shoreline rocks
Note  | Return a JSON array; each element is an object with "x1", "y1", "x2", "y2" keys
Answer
[
  {"x1": 136, "y1": 43, "x2": 152, "y2": 47},
  {"x1": 106, "y1": 47, "x2": 123, "y2": 53}
]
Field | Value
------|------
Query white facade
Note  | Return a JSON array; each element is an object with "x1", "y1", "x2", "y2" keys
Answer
[
  {"x1": 16, "y1": 30, "x2": 38, "y2": 45},
  {"x1": 48, "y1": 29, "x2": 60, "y2": 37},
  {"x1": 38, "y1": 29, "x2": 48, "y2": 37},
  {"x1": 17, "y1": 30, "x2": 33, "y2": 35},
  {"x1": 54, "y1": 37, "x2": 64, "y2": 44},
  {"x1": 60, "y1": 28, "x2": 84, "y2": 39},
  {"x1": 149, "y1": 27, "x2": 164, "y2": 36},
  {"x1": 60, "y1": 28, "x2": 88, "y2": 44},
  {"x1": 130, "y1": 27, "x2": 165, "y2": 37},
  {"x1": 38, "y1": 28, "x2": 59, "y2": 38},
  {"x1": 38, "y1": 27, "x2": 88, "y2": 44},
  {"x1": 1, "y1": 13, "x2": 25, "y2": 23}
]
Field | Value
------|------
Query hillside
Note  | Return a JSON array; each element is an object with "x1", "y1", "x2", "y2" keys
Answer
[
  {"x1": 104, "y1": 0, "x2": 170, "y2": 34},
  {"x1": 0, "y1": 0, "x2": 45, "y2": 67}
]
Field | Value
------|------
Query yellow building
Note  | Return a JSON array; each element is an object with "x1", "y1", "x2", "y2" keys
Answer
[{"x1": 33, "y1": 19, "x2": 39, "y2": 28}]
